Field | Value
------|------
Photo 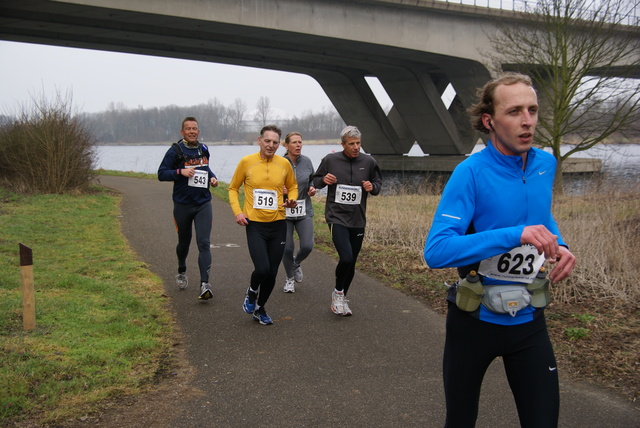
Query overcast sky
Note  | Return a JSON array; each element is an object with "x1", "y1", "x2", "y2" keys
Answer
[{"x1": 0, "y1": 41, "x2": 393, "y2": 119}]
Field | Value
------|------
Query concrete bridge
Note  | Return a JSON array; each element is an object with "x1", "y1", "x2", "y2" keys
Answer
[{"x1": 0, "y1": 0, "x2": 637, "y2": 172}]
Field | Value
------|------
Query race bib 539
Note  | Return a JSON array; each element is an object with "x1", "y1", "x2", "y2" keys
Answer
[{"x1": 335, "y1": 184, "x2": 362, "y2": 205}]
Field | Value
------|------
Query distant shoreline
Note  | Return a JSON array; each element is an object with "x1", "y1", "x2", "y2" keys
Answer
[
  {"x1": 95, "y1": 138, "x2": 640, "y2": 147},
  {"x1": 95, "y1": 139, "x2": 339, "y2": 146}
]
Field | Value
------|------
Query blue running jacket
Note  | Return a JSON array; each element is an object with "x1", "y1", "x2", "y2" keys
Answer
[{"x1": 424, "y1": 141, "x2": 567, "y2": 325}]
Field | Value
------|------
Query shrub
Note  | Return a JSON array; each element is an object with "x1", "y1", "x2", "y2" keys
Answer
[{"x1": 0, "y1": 91, "x2": 96, "y2": 194}]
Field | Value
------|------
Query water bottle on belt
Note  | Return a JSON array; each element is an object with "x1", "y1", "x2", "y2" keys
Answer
[
  {"x1": 527, "y1": 266, "x2": 551, "y2": 308},
  {"x1": 455, "y1": 270, "x2": 484, "y2": 312}
]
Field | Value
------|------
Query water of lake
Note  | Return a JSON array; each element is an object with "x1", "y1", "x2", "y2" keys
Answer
[{"x1": 95, "y1": 143, "x2": 640, "y2": 194}]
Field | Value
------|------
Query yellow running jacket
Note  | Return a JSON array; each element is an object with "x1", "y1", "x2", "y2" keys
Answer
[{"x1": 228, "y1": 152, "x2": 298, "y2": 222}]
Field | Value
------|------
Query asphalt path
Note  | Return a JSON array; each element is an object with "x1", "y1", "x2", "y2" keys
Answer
[{"x1": 98, "y1": 175, "x2": 638, "y2": 427}]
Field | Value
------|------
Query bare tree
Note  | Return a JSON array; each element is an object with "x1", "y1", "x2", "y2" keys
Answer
[
  {"x1": 227, "y1": 98, "x2": 247, "y2": 141},
  {"x1": 486, "y1": 0, "x2": 640, "y2": 192},
  {"x1": 254, "y1": 96, "x2": 271, "y2": 126}
]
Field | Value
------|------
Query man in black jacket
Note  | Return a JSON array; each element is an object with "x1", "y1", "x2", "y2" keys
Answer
[{"x1": 312, "y1": 125, "x2": 382, "y2": 316}]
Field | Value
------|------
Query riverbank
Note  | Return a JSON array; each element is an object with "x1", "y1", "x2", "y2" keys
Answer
[
  {"x1": 2, "y1": 173, "x2": 637, "y2": 426},
  {"x1": 96, "y1": 139, "x2": 338, "y2": 146}
]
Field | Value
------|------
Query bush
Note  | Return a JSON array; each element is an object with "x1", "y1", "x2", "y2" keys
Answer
[{"x1": 0, "y1": 91, "x2": 96, "y2": 194}]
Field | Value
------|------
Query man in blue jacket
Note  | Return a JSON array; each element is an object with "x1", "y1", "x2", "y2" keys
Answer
[
  {"x1": 424, "y1": 73, "x2": 576, "y2": 427},
  {"x1": 158, "y1": 117, "x2": 218, "y2": 301}
]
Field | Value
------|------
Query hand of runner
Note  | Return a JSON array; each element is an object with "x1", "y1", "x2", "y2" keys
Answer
[
  {"x1": 323, "y1": 173, "x2": 337, "y2": 185},
  {"x1": 547, "y1": 246, "x2": 576, "y2": 283},
  {"x1": 282, "y1": 199, "x2": 298, "y2": 209},
  {"x1": 180, "y1": 168, "x2": 195, "y2": 177},
  {"x1": 235, "y1": 213, "x2": 249, "y2": 226},
  {"x1": 520, "y1": 224, "x2": 559, "y2": 260}
]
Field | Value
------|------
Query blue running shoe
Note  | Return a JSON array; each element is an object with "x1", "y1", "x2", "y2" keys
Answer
[
  {"x1": 253, "y1": 308, "x2": 273, "y2": 325},
  {"x1": 242, "y1": 288, "x2": 257, "y2": 314}
]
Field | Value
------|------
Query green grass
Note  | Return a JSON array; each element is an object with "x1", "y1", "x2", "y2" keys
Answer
[
  {"x1": 0, "y1": 184, "x2": 173, "y2": 424},
  {"x1": 3, "y1": 170, "x2": 638, "y2": 425}
]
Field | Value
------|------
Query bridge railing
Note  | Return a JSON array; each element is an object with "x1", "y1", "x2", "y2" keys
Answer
[{"x1": 437, "y1": 0, "x2": 639, "y2": 26}]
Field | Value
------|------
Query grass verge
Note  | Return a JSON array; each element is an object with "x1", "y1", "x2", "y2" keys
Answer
[
  {"x1": 2, "y1": 171, "x2": 636, "y2": 426},
  {"x1": 0, "y1": 183, "x2": 173, "y2": 425}
]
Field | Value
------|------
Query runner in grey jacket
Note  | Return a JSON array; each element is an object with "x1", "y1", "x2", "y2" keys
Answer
[
  {"x1": 281, "y1": 132, "x2": 316, "y2": 293},
  {"x1": 312, "y1": 126, "x2": 382, "y2": 315},
  {"x1": 313, "y1": 143, "x2": 381, "y2": 229}
]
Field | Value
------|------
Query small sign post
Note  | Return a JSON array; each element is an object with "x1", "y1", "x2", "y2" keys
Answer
[{"x1": 19, "y1": 243, "x2": 35, "y2": 331}]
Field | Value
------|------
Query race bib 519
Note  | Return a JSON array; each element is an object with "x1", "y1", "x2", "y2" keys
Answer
[{"x1": 253, "y1": 189, "x2": 278, "y2": 210}]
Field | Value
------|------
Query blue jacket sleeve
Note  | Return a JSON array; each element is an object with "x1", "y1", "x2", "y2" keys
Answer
[
  {"x1": 158, "y1": 147, "x2": 180, "y2": 181},
  {"x1": 423, "y1": 163, "x2": 523, "y2": 269}
]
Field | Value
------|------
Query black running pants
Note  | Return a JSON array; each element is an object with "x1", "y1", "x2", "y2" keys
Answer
[
  {"x1": 443, "y1": 304, "x2": 559, "y2": 428},
  {"x1": 173, "y1": 201, "x2": 212, "y2": 284},
  {"x1": 329, "y1": 223, "x2": 365, "y2": 295},
  {"x1": 246, "y1": 220, "x2": 287, "y2": 308}
]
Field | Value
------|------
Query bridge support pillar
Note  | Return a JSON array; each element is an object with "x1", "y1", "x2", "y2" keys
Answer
[{"x1": 311, "y1": 61, "x2": 492, "y2": 161}]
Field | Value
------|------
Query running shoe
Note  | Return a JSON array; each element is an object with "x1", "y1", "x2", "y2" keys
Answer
[
  {"x1": 331, "y1": 290, "x2": 345, "y2": 315},
  {"x1": 198, "y1": 282, "x2": 213, "y2": 300},
  {"x1": 284, "y1": 277, "x2": 295, "y2": 293},
  {"x1": 253, "y1": 308, "x2": 273, "y2": 325},
  {"x1": 293, "y1": 261, "x2": 303, "y2": 283},
  {"x1": 342, "y1": 298, "x2": 353, "y2": 316},
  {"x1": 176, "y1": 273, "x2": 188, "y2": 290},
  {"x1": 243, "y1": 288, "x2": 257, "y2": 314}
]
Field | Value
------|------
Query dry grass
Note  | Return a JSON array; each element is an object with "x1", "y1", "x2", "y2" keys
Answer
[
  {"x1": 553, "y1": 189, "x2": 640, "y2": 306},
  {"x1": 313, "y1": 182, "x2": 640, "y2": 401}
]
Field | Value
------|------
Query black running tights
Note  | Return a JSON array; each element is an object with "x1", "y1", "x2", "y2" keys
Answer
[
  {"x1": 246, "y1": 220, "x2": 287, "y2": 308},
  {"x1": 443, "y1": 304, "x2": 559, "y2": 428},
  {"x1": 173, "y1": 201, "x2": 212, "y2": 283},
  {"x1": 329, "y1": 223, "x2": 365, "y2": 295}
]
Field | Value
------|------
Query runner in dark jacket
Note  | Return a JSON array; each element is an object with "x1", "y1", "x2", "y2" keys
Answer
[
  {"x1": 158, "y1": 116, "x2": 218, "y2": 301},
  {"x1": 313, "y1": 125, "x2": 382, "y2": 316}
]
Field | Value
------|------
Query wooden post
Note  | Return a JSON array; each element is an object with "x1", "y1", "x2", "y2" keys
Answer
[{"x1": 19, "y1": 243, "x2": 35, "y2": 331}]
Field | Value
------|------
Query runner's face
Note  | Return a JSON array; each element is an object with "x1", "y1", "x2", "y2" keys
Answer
[
  {"x1": 180, "y1": 121, "x2": 199, "y2": 144},
  {"x1": 485, "y1": 82, "x2": 538, "y2": 156},
  {"x1": 286, "y1": 135, "x2": 303, "y2": 157},
  {"x1": 342, "y1": 136, "x2": 361, "y2": 159},
  {"x1": 258, "y1": 130, "x2": 280, "y2": 159}
]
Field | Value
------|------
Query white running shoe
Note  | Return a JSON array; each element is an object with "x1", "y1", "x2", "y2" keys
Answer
[
  {"x1": 198, "y1": 282, "x2": 213, "y2": 300},
  {"x1": 342, "y1": 298, "x2": 352, "y2": 316},
  {"x1": 331, "y1": 290, "x2": 345, "y2": 315},
  {"x1": 284, "y1": 277, "x2": 295, "y2": 293},
  {"x1": 176, "y1": 273, "x2": 188, "y2": 290},
  {"x1": 293, "y1": 262, "x2": 303, "y2": 282}
]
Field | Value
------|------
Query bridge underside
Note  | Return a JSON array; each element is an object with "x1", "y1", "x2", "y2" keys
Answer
[{"x1": 0, "y1": 0, "x2": 493, "y2": 169}]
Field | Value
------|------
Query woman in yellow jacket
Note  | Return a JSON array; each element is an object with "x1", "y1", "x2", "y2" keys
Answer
[{"x1": 228, "y1": 125, "x2": 298, "y2": 325}]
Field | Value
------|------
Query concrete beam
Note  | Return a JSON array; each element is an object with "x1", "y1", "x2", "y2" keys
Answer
[{"x1": 310, "y1": 69, "x2": 409, "y2": 155}]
